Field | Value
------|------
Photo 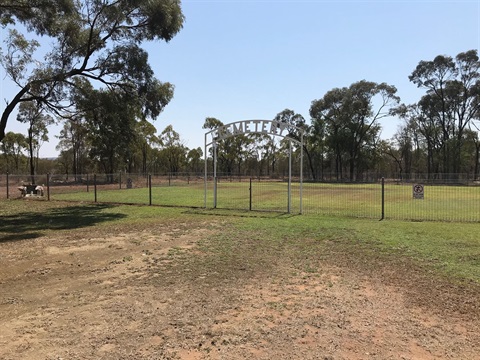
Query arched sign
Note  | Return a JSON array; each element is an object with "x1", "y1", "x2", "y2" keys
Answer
[
  {"x1": 204, "y1": 120, "x2": 304, "y2": 214},
  {"x1": 205, "y1": 119, "x2": 303, "y2": 146}
]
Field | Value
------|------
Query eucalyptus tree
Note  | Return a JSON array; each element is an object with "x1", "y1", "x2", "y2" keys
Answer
[
  {"x1": 310, "y1": 80, "x2": 400, "y2": 180},
  {"x1": 273, "y1": 109, "x2": 306, "y2": 138},
  {"x1": 408, "y1": 50, "x2": 480, "y2": 174},
  {"x1": 470, "y1": 121, "x2": 480, "y2": 180},
  {"x1": 16, "y1": 101, "x2": 54, "y2": 182},
  {"x1": 186, "y1": 147, "x2": 203, "y2": 174},
  {"x1": 56, "y1": 116, "x2": 89, "y2": 179},
  {"x1": 0, "y1": 1, "x2": 74, "y2": 30},
  {"x1": 246, "y1": 132, "x2": 278, "y2": 177},
  {"x1": 0, "y1": 0, "x2": 184, "y2": 142},
  {"x1": 273, "y1": 109, "x2": 319, "y2": 180},
  {"x1": 159, "y1": 124, "x2": 186, "y2": 174},
  {"x1": 310, "y1": 88, "x2": 346, "y2": 179},
  {"x1": 308, "y1": 115, "x2": 327, "y2": 180},
  {"x1": 55, "y1": 148, "x2": 74, "y2": 180},
  {"x1": 133, "y1": 120, "x2": 159, "y2": 175},
  {"x1": 202, "y1": 117, "x2": 223, "y2": 173},
  {"x1": 80, "y1": 88, "x2": 140, "y2": 180},
  {"x1": 462, "y1": 128, "x2": 480, "y2": 179},
  {"x1": 390, "y1": 122, "x2": 416, "y2": 178},
  {"x1": 391, "y1": 103, "x2": 441, "y2": 176},
  {"x1": 234, "y1": 133, "x2": 255, "y2": 176},
  {"x1": 0, "y1": 131, "x2": 27, "y2": 172},
  {"x1": 261, "y1": 136, "x2": 279, "y2": 176}
]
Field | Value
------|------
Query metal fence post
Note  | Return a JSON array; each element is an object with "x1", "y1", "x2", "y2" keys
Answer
[
  {"x1": 6, "y1": 172, "x2": 9, "y2": 199},
  {"x1": 149, "y1": 174, "x2": 152, "y2": 206},
  {"x1": 249, "y1": 177, "x2": 252, "y2": 211},
  {"x1": 87, "y1": 174, "x2": 89, "y2": 193},
  {"x1": 47, "y1": 173, "x2": 50, "y2": 201},
  {"x1": 119, "y1": 172, "x2": 122, "y2": 189},
  {"x1": 94, "y1": 174, "x2": 97, "y2": 203},
  {"x1": 287, "y1": 140, "x2": 292, "y2": 214},
  {"x1": 380, "y1": 177, "x2": 385, "y2": 221}
]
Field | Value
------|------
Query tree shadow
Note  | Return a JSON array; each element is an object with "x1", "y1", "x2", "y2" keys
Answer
[
  {"x1": 0, "y1": 204, "x2": 127, "y2": 243},
  {"x1": 182, "y1": 208, "x2": 300, "y2": 219}
]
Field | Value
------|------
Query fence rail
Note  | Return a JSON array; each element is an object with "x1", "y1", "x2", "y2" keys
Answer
[{"x1": 1, "y1": 173, "x2": 479, "y2": 222}]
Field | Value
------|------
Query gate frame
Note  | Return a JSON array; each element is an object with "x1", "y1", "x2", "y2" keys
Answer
[{"x1": 204, "y1": 119, "x2": 304, "y2": 214}]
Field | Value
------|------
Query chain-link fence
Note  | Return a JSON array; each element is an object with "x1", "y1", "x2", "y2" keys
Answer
[{"x1": 1, "y1": 173, "x2": 479, "y2": 222}]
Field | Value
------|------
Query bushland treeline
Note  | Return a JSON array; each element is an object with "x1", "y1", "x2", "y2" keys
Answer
[{"x1": 1, "y1": 50, "x2": 480, "y2": 181}]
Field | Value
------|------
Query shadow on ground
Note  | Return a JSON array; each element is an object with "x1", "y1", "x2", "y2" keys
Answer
[
  {"x1": 0, "y1": 204, "x2": 126, "y2": 243},
  {"x1": 183, "y1": 208, "x2": 300, "y2": 219}
]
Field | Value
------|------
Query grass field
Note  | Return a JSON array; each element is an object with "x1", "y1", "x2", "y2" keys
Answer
[{"x1": 46, "y1": 180, "x2": 480, "y2": 222}]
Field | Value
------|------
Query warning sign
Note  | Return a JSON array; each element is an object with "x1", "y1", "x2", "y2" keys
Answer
[{"x1": 413, "y1": 184, "x2": 424, "y2": 199}]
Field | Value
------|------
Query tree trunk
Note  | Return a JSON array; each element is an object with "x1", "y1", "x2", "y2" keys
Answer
[
  {"x1": 303, "y1": 145, "x2": 316, "y2": 181},
  {"x1": 0, "y1": 85, "x2": 31, "y2": 142},
  {"x1": 28, "y1": 129, "x2": 35, "y2": 184},
  {"x1": 474, "y1": 142, "x2": 480, "y2": 181}
]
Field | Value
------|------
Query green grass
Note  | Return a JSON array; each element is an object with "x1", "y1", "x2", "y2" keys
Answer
[
  {"x1": 0, "y1": 200, "x2": 480, "y2": 290},
  {"x1": 1, "y1": 200, "x2": 479, "y2": 285},
  {"x1": 353, "y1": 220, "x2": 480, "y2": 281},
  {"x1": 49, "y1": 181, "x2": 480, "y2": 222},
  {"x1": 197, "y1": 210, "x2": 480, "y2": 285},
  {"x1": 0, "y1": 200, "x2": 183, "y2": 241},
  {"x1": 51, "y1": 184, "x2": 207, "y2": 207},
  {"x1": 384, "y1": 184, "x2": 480, "y2": 221}
]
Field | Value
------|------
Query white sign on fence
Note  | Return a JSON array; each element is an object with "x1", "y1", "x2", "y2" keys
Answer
[{"x1": 413, "y1": 184, "x2": 424, "y2": 199}]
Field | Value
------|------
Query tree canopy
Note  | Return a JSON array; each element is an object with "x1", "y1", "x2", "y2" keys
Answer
[
  {"x1": 17, "y1": 101, "x2": 54, "y2": 181},
  {"x1": 310, "y1": 80, "x2": 400, "y2": 180},
  {"x1": 406, "y1": 50, "x2": 480, "y2": 174},
  {"x1": 0, "y1": 0, "x2": 184, "y2": 141}
]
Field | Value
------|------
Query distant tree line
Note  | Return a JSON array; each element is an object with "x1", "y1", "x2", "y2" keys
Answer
[
  {"x1": 2, "y1": 50, "x2": 480, "y2": 181},
  {"x1": 0, "y1": 0, "x2": 479, "y2": 181},
  {"x1": 202, "y1": 51, "x2": 480, "y2": 182}
]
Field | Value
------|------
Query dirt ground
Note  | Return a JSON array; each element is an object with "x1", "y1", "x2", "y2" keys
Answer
[{"x1": 1, "y1": 217, "x2": 479, "y2": 360}]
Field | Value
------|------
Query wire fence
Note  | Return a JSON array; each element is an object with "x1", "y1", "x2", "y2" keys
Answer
[{"x1": 1, "y1": 173, "x2": 479, "y2": 222}]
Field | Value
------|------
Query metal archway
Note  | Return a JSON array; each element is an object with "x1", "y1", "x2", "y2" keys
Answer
[{"x1": 204, "y1": 119, "x2": 304, "y2": 214}]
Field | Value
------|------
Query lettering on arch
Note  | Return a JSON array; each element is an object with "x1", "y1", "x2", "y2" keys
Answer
[{"x1": 205, "y1": 120, "x2": 302, "y2": 146}]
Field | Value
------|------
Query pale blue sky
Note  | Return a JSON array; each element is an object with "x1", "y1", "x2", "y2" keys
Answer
[{"x1": 1, "y1": 0, "x2": 480, "y2": 157}]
